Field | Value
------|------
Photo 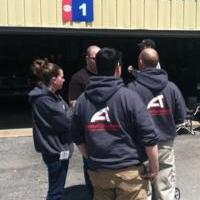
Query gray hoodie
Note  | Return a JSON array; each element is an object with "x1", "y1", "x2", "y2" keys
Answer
[
  {"x1": 28, "y1": 82, "x2": 73, "y2": 157},
  {"x1": 72, "y1": 76, "x2": 158, "y2": 170},
  {"x1": 128, "y1": 68, "x2": 186, "y2": 142}
]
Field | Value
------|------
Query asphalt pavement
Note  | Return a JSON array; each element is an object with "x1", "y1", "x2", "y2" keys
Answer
[{"x1": 0, "y1": 133, "x2": 200, "y2": 200}]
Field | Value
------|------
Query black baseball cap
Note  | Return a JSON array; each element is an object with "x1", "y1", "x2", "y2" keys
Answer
[{"x1": 138, "y1": 39, "x2": 156, "y2": 49}]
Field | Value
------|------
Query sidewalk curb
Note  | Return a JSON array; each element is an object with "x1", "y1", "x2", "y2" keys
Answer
[{"x1": 0, "y1": 128, "x2": 32, "y2": 138}]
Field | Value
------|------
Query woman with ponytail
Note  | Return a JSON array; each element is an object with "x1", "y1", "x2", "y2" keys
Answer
[{"x1": 28, "y1": 58, "x2": 73, "y2": 200}]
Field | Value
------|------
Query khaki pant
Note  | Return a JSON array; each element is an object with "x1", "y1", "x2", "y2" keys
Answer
[
  {"x1": 147, "y1": 140, "x2": 176, "y2": 200},
  {"x1": 88, "y1": 166, "x2": 148, "y2": 200}
]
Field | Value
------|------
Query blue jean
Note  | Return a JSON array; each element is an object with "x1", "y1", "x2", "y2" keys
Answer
[{"x1": 42, "y1": 154, "x2": 69, "y2": 200}]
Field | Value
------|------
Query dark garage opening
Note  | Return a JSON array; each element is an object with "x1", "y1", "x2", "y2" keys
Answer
[{"x1": 0, "y1": 30, "x2": 200, "y2": 129}]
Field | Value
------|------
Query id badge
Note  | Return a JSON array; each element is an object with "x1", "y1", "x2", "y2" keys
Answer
[{"x1": 59, "y1": 150, "x2": 69, "y2": 160}]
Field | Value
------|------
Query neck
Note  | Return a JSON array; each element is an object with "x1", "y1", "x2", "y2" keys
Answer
[{"x1": 86, "y1": 66, "x2": 96, "y2": 74}]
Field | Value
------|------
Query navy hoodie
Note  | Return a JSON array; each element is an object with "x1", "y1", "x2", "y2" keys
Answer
[
  {"x1": 128, "y1": 68, "x2": 186, "y2": 142},
  {"x1": 28, "y1": 82, "x2": 73, "y2": 158},
  {"x1": 72, "y1": 76, "x2": 158, "y2": 170}
]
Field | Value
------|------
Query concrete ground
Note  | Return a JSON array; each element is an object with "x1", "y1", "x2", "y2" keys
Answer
[
  {"x1": 0, "y1": 132, "x2": 200, "y2": 200},
  {"x1": 0, "y1": 134, "x2": 86, "y2": 200},
  {"x1": 0, "y1": 104, "x2": 200, "y2": 200}
]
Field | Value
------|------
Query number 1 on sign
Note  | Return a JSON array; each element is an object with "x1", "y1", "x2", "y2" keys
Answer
[{"x1": 79, "y1": 3, "x2": 87, "y2": 16}]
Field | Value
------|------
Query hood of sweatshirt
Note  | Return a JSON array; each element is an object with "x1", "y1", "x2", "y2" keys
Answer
[
  {"x1": 85, "y1": 76, "x2": 124, "y2": 104},
  {"x1": 28, "y1": 82, "x2": 53, "y2": 103},
  {"x1": 134, "y1": 68, "x2": 168, "y2": 92}
]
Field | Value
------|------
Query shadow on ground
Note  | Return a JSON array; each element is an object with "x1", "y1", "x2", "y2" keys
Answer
[{"x1": 62, "y1": 185, "x2": 92, "y2": 200}]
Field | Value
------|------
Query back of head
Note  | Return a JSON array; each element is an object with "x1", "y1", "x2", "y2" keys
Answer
[
  {"x1": 139, "y1": 48, "x2": 159, "y2": 69},
  {"x1": 31, "y1": 58, "x2": 61, "y2": 86},
  {"x1": 86, "y1": 45, "x2": 101, "y2": 56},
  {"x1": 95, "y1": 47, "x2": 122, "y2": 76}
]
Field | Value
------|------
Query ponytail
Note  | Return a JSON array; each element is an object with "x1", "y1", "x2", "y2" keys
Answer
[{"x1": 31, "y1": 58, "x2": 60, "y2": 86}]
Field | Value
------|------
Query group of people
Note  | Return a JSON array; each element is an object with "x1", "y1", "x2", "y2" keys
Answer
[{"x1": 28, "y1": 39, "x2": 186, "y2": 200}]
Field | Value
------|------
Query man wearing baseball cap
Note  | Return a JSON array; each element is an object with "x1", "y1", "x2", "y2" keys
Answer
[
  {"x1": 138, "y1": 39, "x2": 156, "y2": 50},
  {"x1": 138, "y1": 39, "x2": 161, "y2": 69},
  {"x1": 126, "y1": 39, "x2": 160, "y2": 84}
]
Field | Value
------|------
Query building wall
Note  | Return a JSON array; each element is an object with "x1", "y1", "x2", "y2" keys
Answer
[{"x1": 0, "y1": 0, "x2": 200, "y2": 30}]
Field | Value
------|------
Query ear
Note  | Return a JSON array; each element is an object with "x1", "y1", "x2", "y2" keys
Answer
[
  {"x1": 86, "y1": 55, "x2": 90, "y2": 61},
  {"x1": 52, "y1": 77, "x2": 56, "y2": 82},
  {"x1": 48, "y1": 77, "x2": 57, "y2": 91},
  {"x1": 49, "y1": 77, "x2": 56, "y2": 86},
  {"x1": 138, "y1": 58, "x2": 143, "y2": 70},
  {"x1": 115, "y1": 63, "x2": 121, "y2": 78}
]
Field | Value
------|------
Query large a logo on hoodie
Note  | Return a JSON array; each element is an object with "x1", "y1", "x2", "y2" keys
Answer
[
  {"x1": 90, "y1": 107, "x2": 111, "y2": 123},
  {"x1": 147, "y1": 95, "x2": 171, "y2": 116},
  {"x1": 147, "y1": 95, "x2": 164, "y2": 109},
  {"x1": 85, "y1": 106, "x2": 120, "y2": 132}
]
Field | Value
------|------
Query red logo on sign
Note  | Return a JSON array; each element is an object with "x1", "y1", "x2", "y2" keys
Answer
[{"x1": 63, "y1": 0, "x2": 72, "y2": 22}]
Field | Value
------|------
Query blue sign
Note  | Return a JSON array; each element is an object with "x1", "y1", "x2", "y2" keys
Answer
[{"x1": 72, "y1": 0, "x2": 94, "y2": 22}]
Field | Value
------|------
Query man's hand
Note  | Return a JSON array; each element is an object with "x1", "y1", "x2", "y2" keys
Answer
[
  {"x1": 142, "y1": 170, "x2": 158, "y2": 182},
  {"x1": 77, "y1": 144, "x2": 88, "y2": 158},
  {"x1": 145, "y1": 145, "x2": 159, "y2": 182},
  {"x1": 127, "y1": 65, "x2": 134, "y2": 74},
  {"x1": 69, "y1": 100, "x2": 77, "y2": 108}
]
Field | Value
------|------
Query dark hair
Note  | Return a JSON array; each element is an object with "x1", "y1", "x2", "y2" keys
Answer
[
  {"x1": 138, "y1": 39, "x2": 156, "y2": 50},
  {"x1": 95, "y1": 48, "x2": 122, "y2": 76},
  {"x1": 31, "y1": 58, "x2": 61, "y2": 86}
]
